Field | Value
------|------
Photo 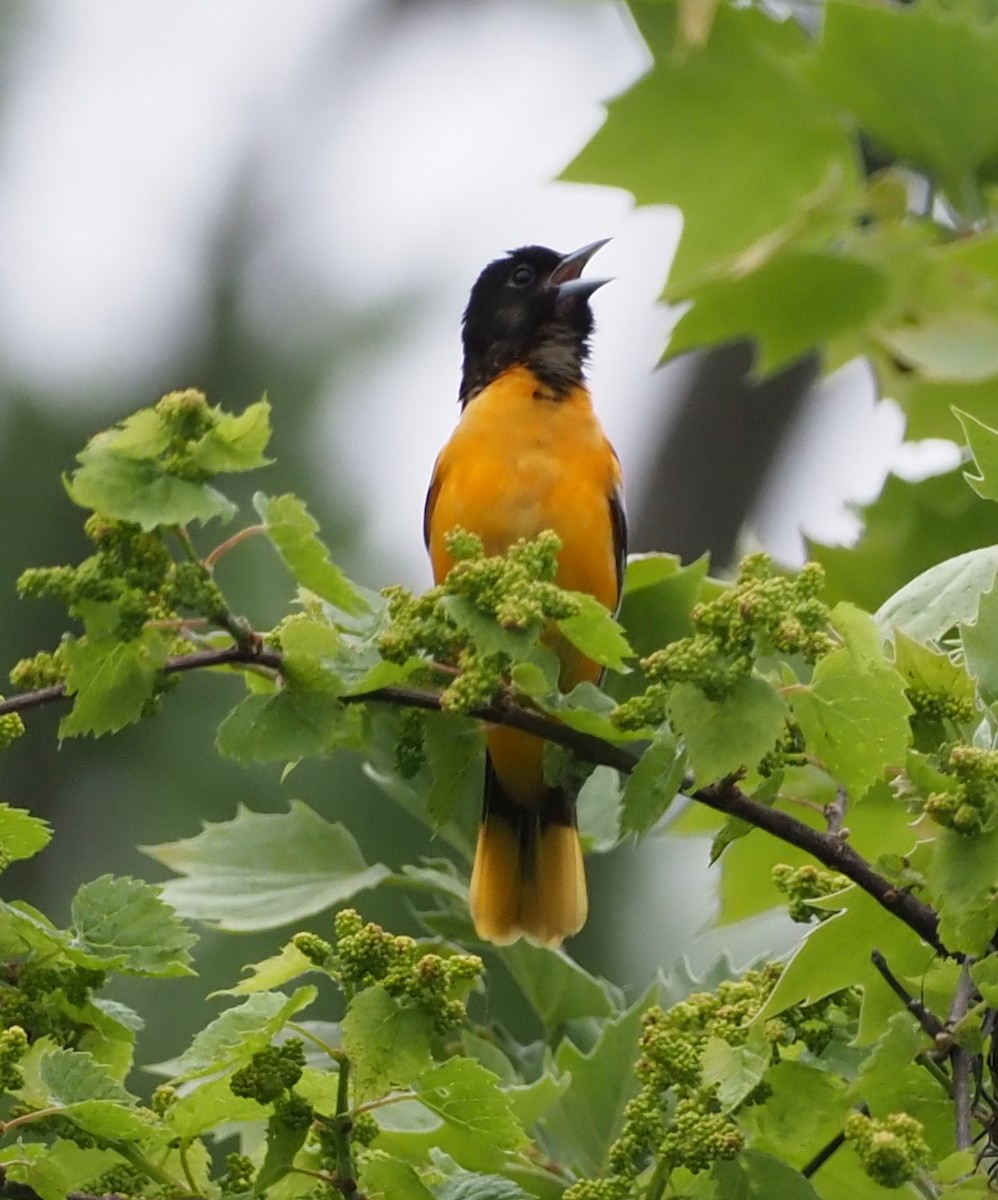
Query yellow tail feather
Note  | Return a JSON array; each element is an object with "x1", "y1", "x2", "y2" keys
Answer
[{"x1": 469, "y1": 812, "x2": 587, "y2": 948}]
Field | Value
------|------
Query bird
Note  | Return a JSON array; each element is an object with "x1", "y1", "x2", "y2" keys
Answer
[{"x1": 424, "y1": 240, "x2": 625, "y2": 947}]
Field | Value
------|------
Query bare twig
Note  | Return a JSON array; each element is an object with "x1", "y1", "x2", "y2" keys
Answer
[{"x1": 870, "y1": 950, "x2": 945, "y2": 1039}]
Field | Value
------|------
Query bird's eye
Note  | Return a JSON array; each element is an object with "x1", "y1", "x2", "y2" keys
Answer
[{"x1": 510, "y1": 263, "x2": 534, "y2": 287}]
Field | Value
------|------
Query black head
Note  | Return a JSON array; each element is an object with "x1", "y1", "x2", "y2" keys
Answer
[{"x1": 459, "y1": 240, "x2": 610, "y2": 405}]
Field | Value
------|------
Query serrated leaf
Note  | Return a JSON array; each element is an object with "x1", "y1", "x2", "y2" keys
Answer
[
  {"x1": 972, "y1": 953, "x2": 998, "y2": 1007},
  {"x1": 957, "y1": 407, "x2": 998, "y2": 501},
  {"x1": 441, "y1": 595, "x2": 558, "y2": 675},
  {"x1": 925, "y1": 822, "x2": 998, "y2": 956},
  {"x1": 424, "y1": 711, "x2": 485, "y2": 828},
  {"x1": 255, "y1": 492, "x2": 366, "y2": 614},
  {"x1": 341, "y1": 986, "x2": 435, "y2": 1104},
  {"x1": 360, "y1": 1158, "x2": 435, "y2": 1200},
  {"x1": 712, "y1": 1149, "x2": 821, "y2": 1200},
  {"x1": 0, "y1": 899, "x2": 68, "y2": 957},
  {"x1": 668, "y1": 676, "x2": 787, "y2": 785},
  {"x1": 619, "y1": 728, "x2": 686, "y2": 838},
  {"x1": 38, "y1": 1047, "x2": 136, "y2": 1106},
  {"x1": 217, "y1": 941, "x2": 316, "y2": 996},
  {"x1": 171, "y1": 987, "x2": 316, "y2": 1081},
  {"x1": 556, "y1": 592, "x2": 633, "y2": 673},
  {"x1": 60, "y1": 627, "x2": 170, "y2": 738},
  {"x1": 188, "y1": 397, "x2": 271, "y2": 472},
  {"x1": 788, "y1": 617, "x2": 911, "y2": 799},
  {"x1": 0, "y1": 804, "x2": 51, "y2": 866},
  {"x1": 542, "y1": 986, "x2": 657, "y2": 1175},
  {"x1": 564, "y1": 4, "x2": 855, "y2": 294},
  {"x1": 66, "y1": 452, "x2": 236, "y2": 529},
  {"x1": 69, "y1": 875, "x2": 196, "y2": 976},
  {"x1": 893, "y1": 630, "x2": 977, "y2": 709},
  {"x1": 144, "y1": 801, "x2": 392, "y2": 932},
  {"x1": 741, "y1": 1060, "x2": 851, "y2": 1172},
  {"x1": 754, "y1": 885, "x2": 935, "y2": 1045},
  {"x1": 669, "y1": 251, "x2": 886, "y2": 376},
  {"x1": 438, "y1": 1169, "x2": 531, "y2": 1200},
  {"x1": 414, "y1": 1058, "x2": 526, "y2": 1161},
  {"x1": 877, "y1": 545, "x2": 998, "y2": 643},
  {"x1": 500, "y1": 941, "x2": 619, "y2": 1029},
  {"x1": 216, "y1": 686, "x2": 361, "y2": 763},
  {"x1": 278, "y1": 612, "x2": 346, "y2": 692}
]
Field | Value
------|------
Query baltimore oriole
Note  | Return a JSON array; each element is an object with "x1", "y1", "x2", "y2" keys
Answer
[{"x1": 424, "y1": 240, "x2": 626, "y2": 947}]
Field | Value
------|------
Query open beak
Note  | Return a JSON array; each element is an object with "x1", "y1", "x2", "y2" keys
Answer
[{"x1": 547, "y1": 238, "x2": 612, "y2": 300}]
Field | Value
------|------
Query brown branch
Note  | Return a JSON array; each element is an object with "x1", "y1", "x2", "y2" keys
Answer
[
  {"x1": 0, "y1": 649, "x2": 946, "y2": 955},
  {"x1": 870, "y1": 950, "x2": 945, "y2": 1039}
]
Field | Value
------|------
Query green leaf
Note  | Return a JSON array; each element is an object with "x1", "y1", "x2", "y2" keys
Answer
[
  {"x1": 172, "y1": 988, "x2": 316, "y2": 1081},
  {"x1": 957, "y1": 407, "x2": 998, "y2": 501},
  {"x1": 925, "y1": 822, "x2": 998, "y2": 956},
  {"x1": 669, "y1": 252, "x2": 886, "y2": 376},
  {"x1": 577, "y1": 765, "x2": 623, "y2": 854},
  {"x1": 542, "y1": 987, "x2": 656, "y2": 1175},
  {"x1": 216, "y1": 686, "x2": 361, "y2": 763},
  {"x1": 754, "y1": 885, "x2": 935, "y2": 1045},
  {"x1": 619, "y1": 728, "x2": 687, "y2": 839},
  {"x1": 256, "y1": 1108, "x2": 310, "y2": 1192},
  {"x1": 556, "y1": 592, "x2": 633, "y2": 673},
  {"x1": 413, "y1": 1058, "x2": 526, "y2": 1164},
  {"x1": 972, "y1": 953, "x2": 998, "y2": 1007},
  {"x1": 255, "y1": 492, "x2": 367, "y2": 614},
  {"x1": 740, "y1": 1060, "x2": 852, "y2": 1172},
  {"x1": 0, "y1": 804, "x2": 51, "y2": 866},
  {"x1": 341, "y1": 986, "x2": 435, "y2": 1104},
  {"x1": 437, "y1": 1169, "x2": 531, "y2": 1200},
  {"x1": 0, "y1": 1142, "x2": 120, "y2": 1200},
  {"x1": 360, "y1": 1158, "x2": 435, "y2": 1200},
  {"x1": 69, "y1": 875, "x2": 196, "y2": 976},
  {"x1": 0, "y1": 899, "x2": 68, "y2": 957},
  {"x1": 165, "y1": 1074, "x2": 266, "y2": 1140},
  {"x1": 877, "y1": 545, "x2": 998, "y2": 643},
  {"x1": 810, "y1": 468, "x2": 998, "y2": 614},
  {"x1": 610, "y1": 554, "x2": 710, "y2": 702},
  {"x1": 60, "y1": 627, "x2": 170, "y2": 738},
  {"x1": 788, "y1": 608, "x2": 911, "y2": 798},
  {"x1": 668, "y1": 676, "x2": 787, "y2": 785},
  {"x1": 66, "y1": 453, "x2": 236, "y2": 529},
  {"x1": 278, "y1": 612, "x2": 346, "y2": 692},
  {"x1": 424, "y1": 711, "x2": 485, "y2": 829},
  {"x1": 701, "y1": 1028, "x2": 771, "y2": 1113},
  {"x1": 811, "y1": 0, "x2": 998, "y2": 200},
  {"x1": 892, "y1": 630, "x2": 977, "y2": 711},
  {"x1": 960, "y1": 581, "x2": 998, "y2": 701},
  {"x1": 216, "y1": 941, "x2": 316, "y2": 996},
  {"x1": 713, "y1": 1149, "x2": 821, "y2": 1200},
  {"x1": 500, "y1": 941, "x2": 619, "y2": 1029},
  {"x1": 144, "y1": 801, "x2": 392, "y2": 932},
  {"x1": 879, "y1": 311, "x2": 998, "y2": 382},
  {"x1": 565, "y1": 4, "x2": 855, "y2": 294},
  {"x1": 37, "y1": 1047, "x2": 136, "y2": 1105},
  {"x1": 188, "y1": 397, "x2": 271, "y2": 472}
]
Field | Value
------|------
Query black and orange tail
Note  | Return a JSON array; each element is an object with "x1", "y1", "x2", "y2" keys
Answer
[{"x1": 468, "y1": 757, "x2": 587, "y2": 947}]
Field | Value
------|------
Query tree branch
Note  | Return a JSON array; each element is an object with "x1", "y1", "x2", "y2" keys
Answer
[{"x1": 0, "y1": 645, "x2": 945, "y2": 955}]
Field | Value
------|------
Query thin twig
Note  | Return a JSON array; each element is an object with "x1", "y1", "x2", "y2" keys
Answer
[
  {"x1": 948, "y1": 959, "x2": 977, "y2": 1151},
  {"x1": 870, "y1": 950, "x2": 945, "y2": 1039},
  {"x1": 0, "y1": 650, "x2": 947, "y2": 955}
]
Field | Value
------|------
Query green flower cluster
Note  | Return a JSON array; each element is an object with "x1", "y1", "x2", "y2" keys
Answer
[
  {"x1": 0, "y1": 1025, "x2": 28, "y2": 1090},
  {"x1": 925, "y1": 743, "x2": 998, "y2": 836},
  {"x1": 221, "y1": 1152, "x2": 256, "y2": 1196},
  {"x1": 0, "y1": 707, "x2": 25, "y2": 751},
  {"x1": 844, "y1": 1110, "x2": 931, "y2": 1189},
  {"x1": 614, "y1": 555, "x2": 832, "y2": 729},
  {"x1": 14, "y1": 511, "x2": 226, "y2": 664},
  {"x1": 566, "y1": 964, "x2": 858, "y2": 1198},
  {"x1": 332, "y1": 908, "x2": 483, "y2": 1032},
  {"x1": 0, "y1": 961, "x2": 106, "y2": 1048},
  {"x1": 905, "y1": 685, "x2": 976, "y2": 728},
  {"x1": 378, "y1": 529, "x2": 577, "y2": 713},
  {"x1": 155, "y1": 387, "x2": 221, "y2": 481},
  {"x1": 230, "y1": 1037, "x2": 306, "y2": 1105},
  {"x1": 772, "y1": 863, "x2": 850, "y2": 923}
]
